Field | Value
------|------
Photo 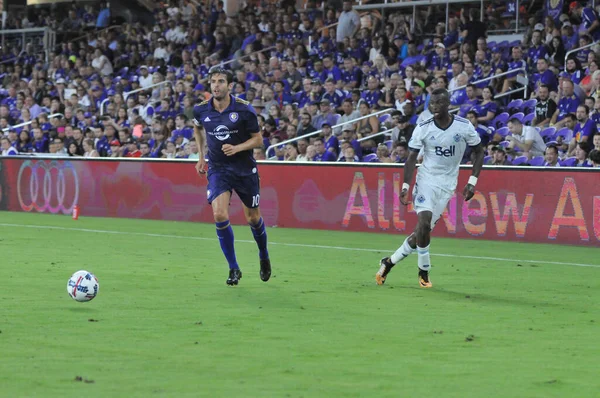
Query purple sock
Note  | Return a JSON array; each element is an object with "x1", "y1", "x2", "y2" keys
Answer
[
  {"x1": 249, "y1": 217, "x2": 269, "y2": 260},
  {"x1": 216, "y1": 220, "x2": 238, "y2": 269}
]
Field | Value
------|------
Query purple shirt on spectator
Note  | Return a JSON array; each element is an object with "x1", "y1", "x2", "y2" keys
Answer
[
  {"x1": 581, "y1": 7, "x2": 600, "y2": 40},
  {"x1": 361, "y1": 89, "x2": 381, "y2": 108},
  {"x1": 450, "y1": 89, "x2": 467, "y2": 106},
  {"x1": 557, "y1": 95, "x2": 580, "y2": 121},
  {"x1": 574, "y1": 119, "x2": 596, "y2": 142},
  {"x1": 313, "y1": 151, "x2": 337, "y2": 161},
  {"x1": 321, "y1": 90, "x2": 346, "y2": 108},
  {"x1": 532, "y1": 69, "x2": 558, "y2": 92}
]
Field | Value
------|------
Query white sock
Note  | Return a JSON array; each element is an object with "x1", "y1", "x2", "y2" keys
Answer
[
  {"x1": 390, "y1": 236, "x2": 416, "y2": 264},
  {"x1": 417, "y1": 245, "x2": 431, "y2": 271}
]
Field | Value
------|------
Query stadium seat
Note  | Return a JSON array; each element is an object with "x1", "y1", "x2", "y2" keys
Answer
[
  {"x1": 498, "y1": 40, "x2": 509, "y2": 48},
  {"x1": 529, "y1": 156, "x2": 545, "y2": 166},
  {"x1": 554, "y1": 127, "x2": 573, "y2": 142},
  {"x1": 487, "y1": 41, "x2": 497, "y2": 48},
  {"x1": 492, "y1": 112, "x2": 510, "y2": 129},
  {"x1": 483, "y1": 155, "x2": 492, "y2": 164},
  {"x1": 507, "y1": 99, "x2": 523, "y2": 114},
  {"x1": 512, "y1": 156, "x2": 529, "y2": 165},
  {"x1": 495, "y1": 126, "x2": 510, "y2": 138},
  {"x1": 384, "y1": 139, "x2": 393, "y2": 150},
  {"x1": 509, "y1": 39, "x2": 522, "y2": 47},
  {"x1": 363, "y1": 153, "x2": 379, "y2": 162},
  {"x1": 522, "y1": 99, "x2": 537, "y2": 114},
  {"x1": 511, "y1": 112, "x2": 525, "y2": 123},
  {"x1": 560, "y1": 157, "x2": 577, "y2": 166},
  {"x1": 522, "y1": 112, "x2": 535, "y2": 125},
  {"x1": 545, "y1": 140, "x2": 558, "y2": 146},
  {"x1": 499, "y1": 141, "x2": 511, "y2": 148},
  {"x1": 379, "y1": 114, "x2": 391, "y2": 125},
  {"x1": 540, "y1": 127, "x2": 556, "y2": 142}
]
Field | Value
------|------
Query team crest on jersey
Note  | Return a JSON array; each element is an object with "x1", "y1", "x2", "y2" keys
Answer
[
  {"x1": 453, "y1": 134, "x2": 461, "y2": 142},
  {"x1": 417, "y1": 194, "x2": 426, "y2": 204},
  {"x1": 229, "y1": 112, "x2": 239, "y2": 123}
]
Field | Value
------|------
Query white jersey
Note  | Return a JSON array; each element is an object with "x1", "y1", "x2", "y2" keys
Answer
[{"x1": 408, "y1": 115, "x2": 481, "y2": 192}]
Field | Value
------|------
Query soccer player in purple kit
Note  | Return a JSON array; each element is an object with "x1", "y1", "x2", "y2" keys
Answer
[{"x1": 193, "y1": 67, "x2": 271, "y2": 286}]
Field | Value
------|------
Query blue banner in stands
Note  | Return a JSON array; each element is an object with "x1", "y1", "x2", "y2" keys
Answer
[{"x1": 546, "y1": 0, "x2": 563, "y2": 23}]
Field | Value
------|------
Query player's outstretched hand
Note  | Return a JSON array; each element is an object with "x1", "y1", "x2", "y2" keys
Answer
[
  {"x1": 222, "y1": 144, "x2": 239, "y2": 156},
  {"x1": 400, "y1": 187, "x2": 411, "y2": 205},
  {"x1": 195, "y1": 158, "x2": 206, "y2": 176},
  {"x1": 463, "y1": 183, "x2": 475, "y2": 201}
]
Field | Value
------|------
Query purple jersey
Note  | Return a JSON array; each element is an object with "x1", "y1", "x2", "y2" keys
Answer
[{"x1": 193, "y1": 95, "x2": 259, "y2": 176}]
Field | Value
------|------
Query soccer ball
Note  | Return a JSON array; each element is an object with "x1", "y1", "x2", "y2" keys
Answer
[{"x1": 67, "y1": 270, "x2": 99, "y2": 302}]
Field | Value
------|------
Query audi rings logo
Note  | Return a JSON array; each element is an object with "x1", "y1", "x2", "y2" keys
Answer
[{"x1": 17, "y1": 160, "x2": 80, "y2": 214}]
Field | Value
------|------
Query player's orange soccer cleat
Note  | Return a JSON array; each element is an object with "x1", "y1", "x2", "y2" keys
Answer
[
  {"x1": 418, "y1": 269, "x2": 432, "y2": 288},
  {"x1": 376, "y1": 257, "x2": 394, "y2": 285}
]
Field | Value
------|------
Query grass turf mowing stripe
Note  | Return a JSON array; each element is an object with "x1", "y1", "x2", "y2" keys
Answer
[{"x1": 0, "y1": 222, "x2": 598, "y2": 269}]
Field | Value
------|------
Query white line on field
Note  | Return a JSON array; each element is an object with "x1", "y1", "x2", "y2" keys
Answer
[{"x1": 0, "y1": 222, "x2": 598, "y2": 268}]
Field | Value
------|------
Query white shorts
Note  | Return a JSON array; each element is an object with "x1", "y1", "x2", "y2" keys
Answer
[{"x1": 412, "y1": 182, "x2": 454, "y2": 230}]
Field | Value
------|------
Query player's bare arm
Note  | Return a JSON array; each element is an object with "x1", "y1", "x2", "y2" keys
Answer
[
  {"x1": 194, "y1": 125, "x2": 206, "y2": 175},
  {"x1": 463, "y1": 143, "x2": 484, "y2": 201},
  {"x1": 222, "y1": 132, "x2": 263, "y2": 156},
  {"x1": 400, "y1": 149, "x2": 419, "y2": 205}
]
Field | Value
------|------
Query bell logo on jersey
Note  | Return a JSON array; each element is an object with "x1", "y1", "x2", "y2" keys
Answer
[{"x1": 435, "y1": 145, "x2": 456, "y2": 157}]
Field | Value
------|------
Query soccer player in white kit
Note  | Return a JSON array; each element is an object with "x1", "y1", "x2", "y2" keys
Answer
[{"x1": 376, "y1": 88, "x2": 485, "y2": 287}]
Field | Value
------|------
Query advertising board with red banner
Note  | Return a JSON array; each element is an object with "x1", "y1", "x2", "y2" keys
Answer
[{"x1": 0, "y1": 157, "x2": 598, "y2": 246}]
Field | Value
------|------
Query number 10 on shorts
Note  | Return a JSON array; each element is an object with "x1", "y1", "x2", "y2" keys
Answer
[{"x1": 252, "y1": 194, "x2": 260, "y2": 207}]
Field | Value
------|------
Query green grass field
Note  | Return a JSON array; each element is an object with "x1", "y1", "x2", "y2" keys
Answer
[{"x1": 0, "y1": 211, "x2": 599, "y2": 398}]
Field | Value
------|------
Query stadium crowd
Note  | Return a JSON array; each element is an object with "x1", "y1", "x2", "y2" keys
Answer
[{"x1": 0, "y1": 0, "x2": 599, "y2": 167}]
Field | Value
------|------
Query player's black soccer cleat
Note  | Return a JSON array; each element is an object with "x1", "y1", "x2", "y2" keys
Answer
[
  {"x1": 226, "y1": 268, "x2": 242, "y2": 286},
  {"x1": 376, "y1": 257, "x2": 395, "y2": 285},
  {"x1": 259, "y1": 258, "x2": 271, "y2": 282},
  {"x1": 418, "y1": 269, "x2": 432, "y2": 288}
]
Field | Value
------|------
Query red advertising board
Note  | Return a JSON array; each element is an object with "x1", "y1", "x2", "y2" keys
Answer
[{"x1": 0, "y1": 157, "x2": 598, "y2": 246}]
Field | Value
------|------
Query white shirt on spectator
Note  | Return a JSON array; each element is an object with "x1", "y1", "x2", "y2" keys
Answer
[
  {"x1": 140, "y1": 74, "x2": 154, "y2": 89},
  {"x1": 91, "y1": 55, "x2": 113, "y2": 76},
  {"x1": 337, "y1": 10, "x2": 361, "y2": 42},
  {"x1": 2, "y1": 146, "x2": 18, "y2": 156},
  {"x1": 154, "y1": 47, "x2": 169, "y2": 62},
  {"x1": 166, "y1": 6, "x2": 179, "y2": 18},
  {"x1": 514, "y1": 126, "x2": 546, "y2": 156},
  {"x1": 296, "y1": 154, "x2": 309, "y2": 162},
  {"x1": 258, "y1": 22, "x2": 270, "y2": 32}
]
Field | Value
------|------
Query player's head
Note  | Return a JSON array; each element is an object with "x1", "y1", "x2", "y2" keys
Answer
[
  {"x1": 208, "y1": 67, "x2": 234, "y2": 100},
  {"x1": 428, "y1": 88, "x2": 450, "y2": 119}
]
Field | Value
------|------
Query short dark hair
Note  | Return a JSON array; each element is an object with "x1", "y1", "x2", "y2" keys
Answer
[
  {"x1": 208, "y1": 67, "x2": 234, "y2": 84},
  {"x1": 508, "y1": 117, "x2": 522, "y2": 125},
  {"x1": 466, "y1": 110, "x2": 478, "y2": 118},
  {"x1": 546, "y1": 144, "x2": 559, "y2": 155},
  {"x1": 578, "y1": 104, "x2": 590, "y2": 113},
  {"x1": 589, "y1": 149, "x2": 600, "y2": 163},
  {"x1": 431, "y1": 88, "x2": 449, "y2": 97}
]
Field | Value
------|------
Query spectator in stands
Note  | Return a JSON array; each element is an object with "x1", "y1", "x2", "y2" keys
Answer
[
  {"x1": 284, "y1": 142, "x2": 299, "y2": 162},
  {"x1": 487, "y1": 146, "x2": 511, "y2": 165},
  {"x1": 337, "y1": 1, "x2": 361, "y2": 43},
  {"x1": 568, "y1": 104, "x2": 597, "y2": 155},
  {"x1": 589, "y1": 149, "x2": 600, "y2": 166},
  {"x1": 390, "y1": 113, "x2": 413, "y2": 144},
  {"x1": 533, "y1": 84, "x2": 557, "y2": 127},
  {"x1": 295, "y1": 138, "x2": 309, "y2": 162},
  {"x1": 355, "y1": 101, "x2": 379, "y2": 148},
  {"x1": 532, "y1": 58, "x2": 558, "y2": 92},
  {"x1": 551, "y1": 79, "x2": 580, "y2": 128},
  {"x1": 569, "y1": 2, "x2": 600, "y2": 41},
  {"x1": 507, "y1": 117, "x2": 546, "y2": 158},
  {"x1": 253, "y1": 147, "x2": 266, "y2": 161},
  {"x1": 338, "y1": 145, "x2": 358, "y2": 162},
  {"x1": 312, "y1": 137, "x2": 336, "y2": 162},
  {"x1": 544, "y1": 145, "x2": 561, "y2": 167},
  {"x1": 593, "y1": 133, "x2": 600, "y2": 150},
  {"x1": 548, "y1": 35, "x2": 566, "y2": 69},
  {"x1": 466, "y1": 110, "x2": 491, "y2": 146},
  {"x1": 501, "y1": 46, "x2": 528, "y2": 94},
  {"x1": 1, "y1": 137, "x2": 17, "y2": 156},
  {"x1": 574, "y1": 142, "x2": 592, "y2": 166},
  {"x1": 376, "y1": 143, "x2": 393, "y2": 163},
  {"x1": 473, "y1": 86, "x2": 498, "y2": 125},
  {"x1": 320, "y1": 122, "x2": 339, "y2": 157},
  {"x1": 528, "y1": 30, "x2": 548, "y2": 72},
  {"x1": 392, "y1": 141, "x2": 408, "y2": 163}
]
